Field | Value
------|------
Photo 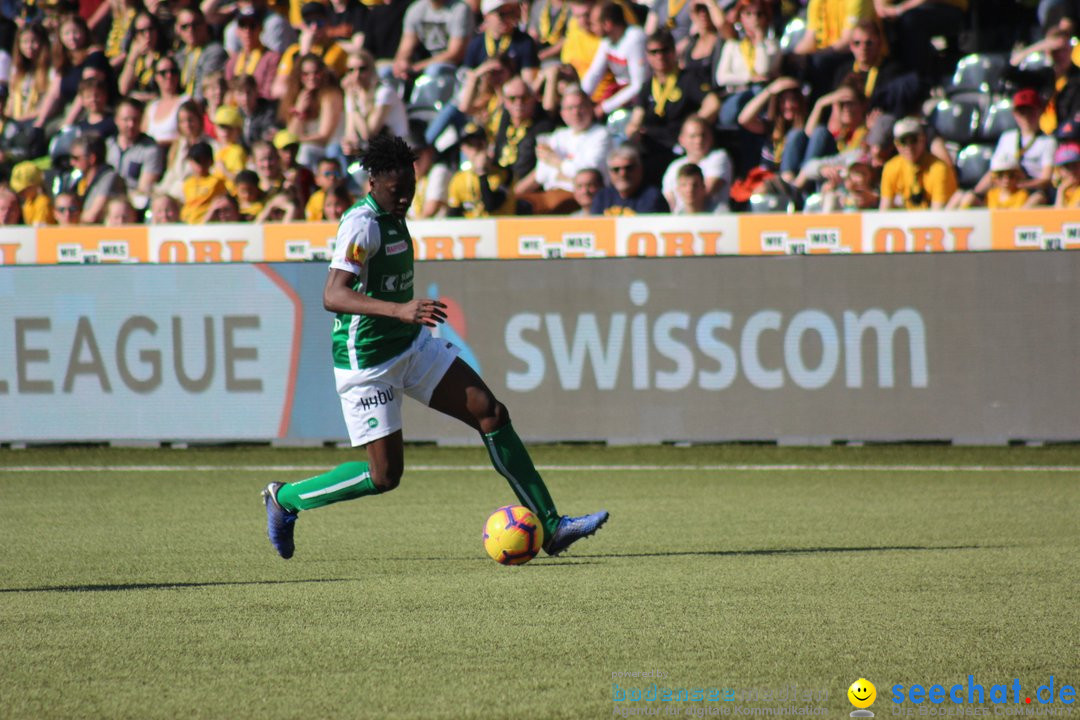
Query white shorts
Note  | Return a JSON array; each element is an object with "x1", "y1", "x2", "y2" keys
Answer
[{"x1": 334, "y1": 326, "x2": 461, "y2": 446}]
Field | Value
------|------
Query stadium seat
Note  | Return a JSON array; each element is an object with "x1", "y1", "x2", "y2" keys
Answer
[
  {"x1": 802, "y1": 192, "x2": 824, "y2": 213},
  {"x1": 378, "y1": 64, "x2": 407, "y2": 100},
  {"x1": 930, "y1": 97, "x2": 982, "y2": 145},
  {"x1": 946, "y1": 52, "x2": 1009, "y2": 95},
  {"x1": 749, "y1": 193, "x2": 789, "y2": 213},
  {"x1": 955, "y1": 144, "x2": 994, "y2": 189},
  {"x1": 606, "y1": 108, "x2": 632, "y2": 143},
  {"x1": 779, "y1": 16, "x2": 806, "y2": 53},
  {"x1": 407, "y1": 63, "x2": 460, "y2": 123},
  {"x1": 48, "y1": 126, "x2": 80, "y2": 162},
  {"x1": 980, "y1": 98, "x2": 1017, "y2": 142},
  {"x1": 1017, "y1": 51, "x2": 1051, "y2": 72}
]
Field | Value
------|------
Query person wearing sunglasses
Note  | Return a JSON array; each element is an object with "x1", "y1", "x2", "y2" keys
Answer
[
  {"x1": 174, "y1": 8, "x2": 227, "y2": 100},
  {"x1": 225, "y1": 8, "x2": 282, "y2": 101},
  {"x1": 342, "y1": 49, "x2": 409, "y2": 158},
  {"x1": 118, "y1": 12, "x2": 165, "y2": 102},
  {"x1": 879, "y1": 116, "x2": 956, "y2": 210},
  {"x1": 52, "y1": 192, "x2": 83, "y2": 226},
  {"x1": 592, "y1": 142, "x2": 669, "y2": 215}
]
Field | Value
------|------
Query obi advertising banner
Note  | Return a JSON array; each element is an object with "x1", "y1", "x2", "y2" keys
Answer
[
  {"x1": 1, "y1": 208, "x2": 1078, "y2": 265},
  {"x1": 2, "y1": 253, "x2": 1079, "y2": 444}
]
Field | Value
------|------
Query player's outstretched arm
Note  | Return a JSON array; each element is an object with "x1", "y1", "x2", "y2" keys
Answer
[{"x1": 323, "y1": 268, "x2": 447, "y2": 327}]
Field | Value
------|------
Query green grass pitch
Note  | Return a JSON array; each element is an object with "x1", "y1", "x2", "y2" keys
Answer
[{"x1": 1, "y1": 444, "x2": 1077, "y2": 719}]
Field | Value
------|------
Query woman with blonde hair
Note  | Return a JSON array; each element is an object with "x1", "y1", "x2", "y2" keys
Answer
[
  {"x1": 280, "y1": 53, "x2": 345, "y2": 168},
  {"x1": 157, "y1": 99, "x2": 217, "y2": 198},
  {"x1": 6, "y1": 24, "x2": 52, "y2": 123},
  {"x1": 341, "y1": 49, "x2": 409, "y2": 157},
  {"x1": 35, "y1": 15, "x2": 109, "y2": 130}
]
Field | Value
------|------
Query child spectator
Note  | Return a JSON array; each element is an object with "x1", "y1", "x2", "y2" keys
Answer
[
  {"x1": 0, "y1": 187, "x2": 23, "y2": 225},
  {"x1": 212, "y1": 105, "x2": 249, "y2": 189},
  {"x1": 1053, "y1": 142, "x2": 1080, "y2": 208},
  {"x1": 73, "y1": 76, "x2": 116, "y2": 138},
  {"x1": 673, "y1": 162, "x2": 708, "y2": 213},
  {"x1": 150, "y1": 193, "x2": 180, "y2": 223},
  {"x1": 234, "y1": 169, "x2": 266, "y2": 219},
  {"x1": 984, "y1": 156, "x2": 1035, "y2": 209},
  {"x1": 10, "y1": 161, "x2": 54, "y2": 225},
  {"x1": 321, "y1": 180, "x2": 354, "y2": 221},
  {"x1": 104, "y1": 196, "x2": 138, "y2": 225},
  {"x1": 52, "y1": 192, "x2": 83, "y2": 225},
  {"x1": 181, "y1": 141, "x2": 228, "y2": 223},
  {"x1": 305, "y1": 157, "x2": 343, "y2": 220},
  {"x1": 273, "y1": 130, "x2": 316, "y2": 200},
  {"x1": 661, "y1": 115, "x2": 732, "y2": 212},
  {"x1": 205, "y1": 193, "x2": 242, "y2": 222},
  {"x1": 448, "y1": 123, "x2": 517, "y2": 217}
]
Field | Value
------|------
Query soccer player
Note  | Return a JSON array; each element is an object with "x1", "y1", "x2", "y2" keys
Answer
[{"x1": 262, "y1": 134, "x2": 609, "y2": 560}]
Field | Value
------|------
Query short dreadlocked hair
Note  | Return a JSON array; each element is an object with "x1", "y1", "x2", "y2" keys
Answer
[{"x1": 360, "y1": 134, "x2": 417, "y2": 177}]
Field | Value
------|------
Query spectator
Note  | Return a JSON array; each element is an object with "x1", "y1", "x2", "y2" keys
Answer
[
  {"x1": 788, "y1": 0, "x2": 876, "y2": 101},
  {"x1": 0, "y1": 88, "x2": 47, "y2": 179},
  {"x1": 831, "y1": 19, "x2": 918, "y2": 118},
  {"x1": 643, "y1": 0, "x2": 694, "y2": 46},
  {"x1": 879, "y1": 116, "x2": 956, "y2": 210},
  {"x1": 212, "y1": 105, "x2": 249, "y2": 189},
  {"x1": 679, "y1": 0, "x2": 724, "y2": 86},
  {"x1": 104, "y1": 195, "x2": 138, "y2": 224},
  {"x1": 581, "y1": 1, "x2": 647, "y2": 119},
  {"x1": 205, "y1": 193, "x2": 242, "y2": 222},
  {"x1": 180, "y1": 141, "x2": 227, "y2": 223},
  {"x1": 672, "y1": 162, "x2": 708, "y2": 213},
  {"x1": 447, "y1": 123, "x2": 517, "y2": 217},
  {"x1": 274, "y1": 130, "x2": 316, "y2": 198},
  {"x1": 149, "y1": 192, "x2": 180, "y2": 223},
  {"x1": 820, "y1": 158, "x2": 880, "y2": 211},
  {"x1": 1053, "y1": 142, "x2": 1080, "y2": 208},
  {"x1": 358, "y1": 0, "x2": 412, "y2": 64},
  {"x1": 0, "y1": 186, "x2": 23, "y2": 224},
  {"x1": 737, "y1": 76, "x2": 809, "y2": 185},
  {"x1": 213, "y1": 0, "x2": 296, "y2": 56},
  {"x1": 253, "y1": 138, "x2": 286, "y2": 194},
  {"x1": 570, "y1": 166, "x2": 603, "y2": 214},
  {"x1": 52, "y1": 192, "x2": 83, "y2": 225},
  {"x1": 305, "y1": 156, "x2": 343, "y2": 220},
  {"x1": 201, "y1": 72, "x2": 230, "y2": 140},
  {"x1": 72, "y1": 76, "x2": 116, "y2": 138},
  {"x1": 626, "y1": 28, "x2": 720, "y2": 184},
  {"x1": 101, "y1": 0, "x2": 139, "y2": 69},
  {"x1": 273, "y1": 2, "x2": 348, "y2": 100},
  {"x1": 174, "y1": 8, "x2": 227, "y2": 100},
  {"x1": 423, "y1": 54, "x2": 513, "y2": 147},
  {"x1": 321, "y1": 180, "x2": 354, "y2": 220},
  {"x1": 661, "y1": 114, "x2": 733, "y2": 211},
  {"x1": 981, "y1": 156, "x2": 1038, "y2": 209},
  {"x1": 791, "y1": 81, "x2": 869, "y2": 192},
  {"x1": 10, "y1": 161, "x2": 54, "y2": 225},
  {"x1": 281, "y1": 53, "x2": 345, "y2": 168},
  {"x1": 234, "y1": 169, "x2": 266, "y2": 219},
  {"x1": 225, "y1": 8, "x2": 282, "y2": 102},
  {"x1": 981, "y1": 89, "x2": 1056, "y2": 200},
  {"x1": 517, "y1": 84, "x2": 612, "y2": 214},
  {"x1": 341, "y1": 50, "x2": 409, "y2": 157},
  {"x1": 255, "y1": 185, "x2": 304, "y2": 221},
  {"x1": 117, "y1": 12, "x2": 165, "y2": 101},
  {"x1": 7, "y1": 24, "x2": 52, "y2": 124},
  {"x1": 324, "y1": 0, "x2": 368, "y2": 54},
  {"x1": 142, "y1": 56, "x2": 190, "y2": 146},
  {"x1": 392, "y1": 0, "x2": 474, "y2": 81},
  {"x1": 592, "y1": 143, "x2": 669, "y2": 214},
  {"x1": 36, "y1": 15, "x2": 111, "y2": 130},
  {"x1": 465, "y1": 0, "x2": 541, "y2": 86},
  {"x1": 158, "y1": 100, "x2": 214, "y2": 199},
  {"x1": 492, "y1": 74, "x2": 556, "y2": 189},
  {"x1": 106, "y1": 97, "x2": 163, "y2": 199},
  {"x1": 68, "y1": 134, "x2": 127, "y2": 223},
  {"x1": 561, "y1": 0, "x2": 616, "y2": 105},
  {"x1": 873, "y1": 0, "x2": 968, "y2": 81},
  {"x1": 716, "y1": 0, "x2": 781, "y2": 127},
  {"x1": 229, "y1": 75, "x2": 277, "y2": 147},
  {"x1": 526, "y1": 0, "x2": 571, "y2": 63},
  {"x1": 410, "y1": 141, "x2": 452, "y2": 218}
]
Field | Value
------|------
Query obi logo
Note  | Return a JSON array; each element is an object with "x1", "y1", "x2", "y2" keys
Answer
[{"x1": 427, "y1": 283, "x2": 481, "y2": 374}]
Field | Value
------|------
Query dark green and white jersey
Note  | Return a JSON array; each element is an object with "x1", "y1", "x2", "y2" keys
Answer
[{"x1": 329, "y1": 194, "x2": 419, "y2": 369}]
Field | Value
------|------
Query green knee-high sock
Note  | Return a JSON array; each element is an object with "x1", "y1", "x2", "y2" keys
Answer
[
  {"x1": 483, "y1": 423, "x2": 560, "y2": 539},
  {"x1": 276, "y1": 461, "x2": 381, "y2": 512}
]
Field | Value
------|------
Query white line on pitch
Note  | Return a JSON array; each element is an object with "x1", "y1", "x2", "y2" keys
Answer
[{"x1": 1, "y1": 464, "x2": 1079, "y2": 473}]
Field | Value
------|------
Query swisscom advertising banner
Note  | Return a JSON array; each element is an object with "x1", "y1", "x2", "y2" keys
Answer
[{"x1": 1, "y1": 253, "x2": 1078, "y2": 444}]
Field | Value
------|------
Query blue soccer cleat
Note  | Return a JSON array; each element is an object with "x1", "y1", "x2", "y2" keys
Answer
[
  {"x1": 262, "y1": 482, "x2": 298, "y2": 559},
  {"x1": 543, "y1": 510, "x2": 609, "y2": 556}
]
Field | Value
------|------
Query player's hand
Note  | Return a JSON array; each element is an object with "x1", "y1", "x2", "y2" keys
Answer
[{"x1": 399, "y1": 299, "x2": 447, "y2": 327}]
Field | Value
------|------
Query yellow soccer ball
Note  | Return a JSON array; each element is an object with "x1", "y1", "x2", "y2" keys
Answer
[{"x1": 483, "y1": 505, "x2": 544, "y2": 565}]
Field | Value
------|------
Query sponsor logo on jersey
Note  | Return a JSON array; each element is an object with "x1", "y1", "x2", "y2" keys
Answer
[
  {"x1": 381, "y1": 269, "x2": 414, "y2": 292},
  {"x1": 385, "y1": 240, "x2": 409, "y2": 256},
  {"x1": 347, "y1": 239, "x2": 367, "y2": 264}
]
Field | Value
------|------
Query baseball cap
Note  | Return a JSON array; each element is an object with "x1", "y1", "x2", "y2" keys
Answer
[
  {"x1": 481, "y1": 0, "x2": 516, "y2": 15},
  {"x1": 1054, "y1": 142, "x2": 1080, "y2": 166},
  {"x1": 989, "y1": 154, "x2": 1020, "y2": 173},
  {"x1": 892, "y1": 116, "x2": 924, "y2": 140},
  {"x1": 273, "y1": 129, "x2": 300, "y2": 149},
  {"x1": 214, "y1": 105, "x2": 243, "y2": 128},
  {"x1": 9, "y1": 161, "x2": 42, "y2": 193},
  {"x1": 460, "y1": 121, "x2": 488, "y2": 144},
  {"x1": 1011, "y1": 88, "x2": 1042, "y2": 109}
]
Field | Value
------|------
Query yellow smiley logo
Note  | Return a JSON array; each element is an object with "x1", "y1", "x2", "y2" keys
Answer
[{"x1": 848, "y1": 678, "x2": 877, "y2": 709}]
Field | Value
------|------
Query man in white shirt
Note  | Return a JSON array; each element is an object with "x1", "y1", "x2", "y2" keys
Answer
[
  {"x1": 580, "y1": 1, "x2": 647, "y2": 119},
  {"x1": 518, "y1": 85, "x2": 612, "y2": 213}
]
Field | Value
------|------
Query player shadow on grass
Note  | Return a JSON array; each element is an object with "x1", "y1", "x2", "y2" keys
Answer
[
  {"x1": 0, "y1": 578, "x2": 361, "y2": 594},
  {"x1": 581, "y1": 544, "x2": 1003, "y2": 559}
]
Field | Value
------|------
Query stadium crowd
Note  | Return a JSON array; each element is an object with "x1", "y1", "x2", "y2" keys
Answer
[{"x1": 0, "y1": 0, "x2": 1077, "y2": 225}]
